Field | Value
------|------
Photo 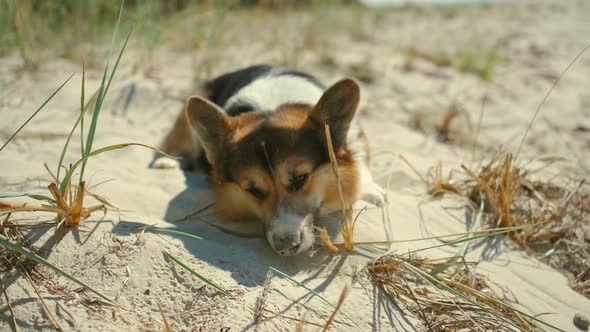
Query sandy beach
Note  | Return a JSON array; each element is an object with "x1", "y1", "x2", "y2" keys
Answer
[{"x1": 1, "y1": 0, "x2": 589, "y2": 331}]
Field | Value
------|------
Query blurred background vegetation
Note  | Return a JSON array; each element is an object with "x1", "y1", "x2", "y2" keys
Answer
[
  {"x1": 1, "y1": 0, "x2": 503, "y2": 81},
  {"x1": 0, "y1": 0, "x2": 370, "y2": 70},
  {"x1": 0, "y1": 0, "x2": 361, "y2": 67}
]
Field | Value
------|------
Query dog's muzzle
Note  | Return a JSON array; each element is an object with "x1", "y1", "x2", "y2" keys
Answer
[
  {"x1": 272, "y1": 232, "x2": 303, "y2": 256},
  {"x1": 266, "y1": 211, "x2": 314, "y2": 256}
]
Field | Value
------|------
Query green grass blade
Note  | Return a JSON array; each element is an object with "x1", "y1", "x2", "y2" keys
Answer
[
  {"x1": 83, "y1": 2, "x2": 130, "y2": 158},
  {"x1": 163, "y1": 251, "x2": 230, "y2": 296},
  {"x1": 59, "y1": 143, "x2": 176, "y2": 195},
  {"x1": 79, "y1": 0, "x2": 128, "y2": 186},
  {"x1": 406, "y1": 225, "x2": 529, "y2": 256},
  {"x1": 429, "y1": 200, "x2": 485, "y2": 277},
  {"x1": 56, "y1": 89, "x2": 98, "y2": 184},
  {"x1": 80, "y1": 63, "x2": 86, "y2": 160},
  {"x1": 0, "y1": 192, "x2": 56, "y2": 205},
  {"x1": 0, "y1": 73, "x2": 74, "y2": 153},
  {"x1": 147, "y1": 228, "x2": 339, "y2": 312},
  {"x1": 78, "y1": 64, "x2": 109, "y2": 185},
  {"x1": 80, "y1": 27, "x2": 133, "y2": 186},
  {"x1": 0, "y1": 234, "x2": 120, "y2": 307}
]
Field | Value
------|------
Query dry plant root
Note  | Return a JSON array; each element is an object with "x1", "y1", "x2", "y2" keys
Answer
[{"x1": 0, "y1": 181, "x2": 105, "y2": 228}]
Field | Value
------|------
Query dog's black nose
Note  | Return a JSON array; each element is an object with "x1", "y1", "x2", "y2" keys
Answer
[{"x1": 273, "y1": 234, "x2": 302, "y2": 256}]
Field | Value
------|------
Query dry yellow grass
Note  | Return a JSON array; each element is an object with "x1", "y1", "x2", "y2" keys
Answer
[
  {"x1": 465, "y1": 153, "x2": 524, "y2": 235},
  {"x1": 366, "y1": 254, "x2": 545, "y2": 332},
  {"x1": 403, "y1": 149, "x2": 590, "y2": 299},
  {"x1": 400, "y1": 155, "x2": 459, "y2": 197},
  {"x1": 322, "y1": 286, "x2": 349, "y2": 332},
  {"x1": 318, "y1": 227, "x2": 339, "y2": 254},
  {"x1": 324, "y1": 124, "x2": 355, "y2": 251},
  {"x1": 0, "y1": 182, "x2": 105, "y2": 228}
]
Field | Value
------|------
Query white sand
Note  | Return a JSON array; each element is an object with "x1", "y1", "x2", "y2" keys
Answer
[{"x1": 1, "y1": 1, "x2": 589, "y2": 331}]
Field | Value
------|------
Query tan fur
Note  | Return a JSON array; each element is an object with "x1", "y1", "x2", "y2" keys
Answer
[
  {"x1": 158, "y1": 76, "x2": 370, "y2": 254},
  {"x1": 158, "y1": 106, "x2": 192, "y2": 157}
]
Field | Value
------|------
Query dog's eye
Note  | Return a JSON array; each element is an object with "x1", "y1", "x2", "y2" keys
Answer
[
  {"x1": 246, "y1": 186, "x2": 267, "y2": 200},
  {"x1": 289, "y1": 173, "x2": 309, "y2": 192}
]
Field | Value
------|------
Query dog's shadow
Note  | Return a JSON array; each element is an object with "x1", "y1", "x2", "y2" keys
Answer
[{"x1": 113, "y1": 170, "x2": 383, "y2": 288}]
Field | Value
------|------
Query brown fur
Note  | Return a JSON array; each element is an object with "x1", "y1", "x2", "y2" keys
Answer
[
  {"x1": 158, "y1": 106, "x2": 192, "y2": 158},
  {"x1": 160, "y1": 78, "x2": 362, "y2": 229},
  {"x1": 204, "y1": 103, "x2": 359, "y2": 225}
]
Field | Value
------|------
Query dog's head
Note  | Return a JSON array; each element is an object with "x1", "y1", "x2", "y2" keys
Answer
[{"x1": 186, "y1": 79, "x2": 361, "y2": 255}]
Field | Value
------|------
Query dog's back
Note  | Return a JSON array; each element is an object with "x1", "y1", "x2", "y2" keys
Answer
[{"x1": 203, "y1": 65, "x2": 325, "y2": 115}]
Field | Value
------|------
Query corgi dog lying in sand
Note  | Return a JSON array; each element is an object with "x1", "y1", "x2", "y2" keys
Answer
[{"x1": 154, "y1": 65, "x2": 386, "y2": 256}]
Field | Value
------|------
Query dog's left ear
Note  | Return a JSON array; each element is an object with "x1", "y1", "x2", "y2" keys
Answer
[
  {"x1": 309, "y1": 78, "x2": 360, "y2": 150},
  {"x1": 185, "y1": 96, "x2": 232, "y2": 165}
]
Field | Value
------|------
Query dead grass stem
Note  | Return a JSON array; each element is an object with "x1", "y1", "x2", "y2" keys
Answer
[
  {"x1": 1, "y1": 278, "x2": 20, "y2": 332},
  {"x1": 322, "y1": 286, "x2": 349, "y2": 332},
  {"x1": 400, "y1": 155, "x2": 459, "y2": 197},
  {"x1": 324, "y1": 124, "x2": 354, "y2": 251},
  {"x1": 366, "y1": 254, "x2": 545, "y2": 331},
  {"x1": 157, "y1": 301, "x2": 173, "y2": 332},
  {"x1": 23, "y1": 269, "x2": 65, "y2": 332}
]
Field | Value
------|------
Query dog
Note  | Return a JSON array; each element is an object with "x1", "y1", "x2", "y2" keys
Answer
[{"x1": 153, "y1": 65, "x2": 386, "y2": 256}]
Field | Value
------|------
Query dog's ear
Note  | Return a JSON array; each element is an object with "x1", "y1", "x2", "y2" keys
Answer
[
  {"x1": 185, "y1": 96, "x2": 232, "y2": 164},
  {"x1": 309, "y1": 78, "x2": 360, "y2": 150}
]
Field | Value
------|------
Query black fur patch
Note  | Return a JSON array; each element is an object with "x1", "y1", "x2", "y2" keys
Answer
[
  {"x1": 226, "y1": 102, "x2": 255, "y2": 117},
  {"x1": 203, "y1": 65, "x2": 273, "y2": 108},
  {"x1": 202, "y1": 65, "x2": 325, "y2": 112}
]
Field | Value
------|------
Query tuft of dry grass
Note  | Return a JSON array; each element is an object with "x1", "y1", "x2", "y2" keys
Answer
[
  {"x1": 0, "y1": 213, "x2": 38, "y2": 274},
  {"x1": 435, "y1": 105, "x2": 460, "y2": 143},
  {"x1": 366, "y1": 254, "x2": 547, "y2": 332},
  {"x1": 472, "y1": 155, "x2": 589, "y2": 299},
  {"x1": 0, "y1": 182, "x2": 106, "y2": 228},
  {"x1": 400, "y1": 155, "x2": 459, "y2": 197},
  {"x1": 464, "y1": 153, "x2": 525, "y2": 236},
  {"x1": 405, "y1": 149, "x2": 590, "y2": 299}
]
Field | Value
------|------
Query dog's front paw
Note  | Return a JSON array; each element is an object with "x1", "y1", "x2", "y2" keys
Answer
[
  {"x1": 359, "y1": 182, "x2": 388, "y2": 207},
  {"x1": 151, "y1": 157, "x2": 180, "y2": 170}
]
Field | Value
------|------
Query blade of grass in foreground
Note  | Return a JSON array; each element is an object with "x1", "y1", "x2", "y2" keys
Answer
[
  {"x1": 55, "y1": 66, "x2": 98, "y2": 184},
  {"x1": 405, "y1": 224, "x2": 531, "y2": 255},
  {"x1": 163, "y1": 251, "x2": 230, "y2": 296},
  {"x1": 429, "y1": 200, "x2": 485, "y2": 277},
  {"x1": 55, "y1": 89, "x2": 98, "y2": 185},
  {"x1": 0, "y1": 192, "x2": 56, "y2": 205},
  {"x1": 59, "y1": 143, "x2": 177, "y2": 195},
  {"x1": 0, "y1": 73, "x2": 75, "y2": 152},
  {"x1": 78, "y1": 28, "x2": 133, "y2": 188},
  {"x1": 0, "y1": 234, "x2": 120, "y2": 307},
  {"x1": 147, "y1": 228, "x2": 338, "y2": 311}
]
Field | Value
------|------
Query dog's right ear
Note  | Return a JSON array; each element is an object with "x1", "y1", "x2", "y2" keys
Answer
[{"x1": 185, "y1": 96, "x2": 231, "y2": 164}]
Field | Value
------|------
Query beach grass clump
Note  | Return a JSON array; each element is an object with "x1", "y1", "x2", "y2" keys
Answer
[
  {"x1": 365, "y1": 253, "x2": 551, "y2": 332},
  {"x1": 457, "y1": 47, "x2": 501, "y2": 80},
  {"x1": 404, "y1": 148, "x2": 590, "y2": 298},
  {"x1": 464, "y1": 153, "x2": 525, "y2": 236},
  {"x1": 0, "y1": 0, "x2": 172, "y2": 315},
  {"x1": 404, "y1": 46, "x2": 500, "y2": 80},
  {"x1": 400, "y1": 155, "x2": 459, "y2": 198}
]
